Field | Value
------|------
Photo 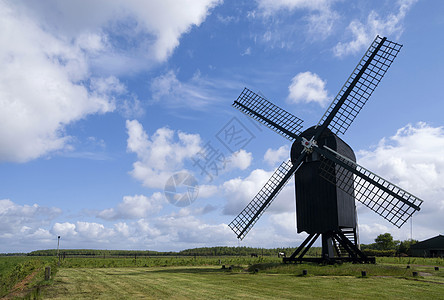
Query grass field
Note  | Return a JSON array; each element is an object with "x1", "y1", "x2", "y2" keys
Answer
[
  {"x1": 2, "y1": 256, "x2": 444, "y2": 299},
  {"x1": 0, "y1": 256, "x2": 57, "y2": 298},
  {"x1": 42, "y1": 264, "x2": 444, "y2": 299}
]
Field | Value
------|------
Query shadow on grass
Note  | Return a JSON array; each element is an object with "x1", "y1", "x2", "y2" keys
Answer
[
  {"x1": 103, "y1": 267, "x2": 228, "y2": 276},
  {"x1": 148, "y1": 267, "x2": 233, "y2": 275},
  {"x1": 104, "y1": 271, "x2": 149, "y2": 276}
]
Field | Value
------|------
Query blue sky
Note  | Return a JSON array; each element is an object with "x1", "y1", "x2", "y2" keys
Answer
[{"x1": 1, "y1": 0, "x2": 443, "y2": 253}]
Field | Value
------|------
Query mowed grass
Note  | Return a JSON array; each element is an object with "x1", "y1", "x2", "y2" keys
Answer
[{"x1": 41, "y1": 263, "x2": 444, "y2": 299}]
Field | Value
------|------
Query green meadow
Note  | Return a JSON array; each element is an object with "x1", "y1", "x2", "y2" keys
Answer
[{"x1": 2, "y1": 255, "x2": 443, "y2": 299}]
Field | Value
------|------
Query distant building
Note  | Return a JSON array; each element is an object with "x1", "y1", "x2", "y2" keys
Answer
[{"x1": 410, "y1": 235, "x2": 444, "y2": 257}]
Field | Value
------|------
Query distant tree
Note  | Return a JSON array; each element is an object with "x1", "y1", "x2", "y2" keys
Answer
[
  {"x1": 374, "y1": 233, "x2": 400, "y2": 250},
  {"x1": 397, "y1": 239, "x2": 418, "y2": 255}
]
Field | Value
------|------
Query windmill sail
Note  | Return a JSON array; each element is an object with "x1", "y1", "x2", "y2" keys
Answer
[
  {"x1": 233, "y1": 88, "x2": 303, "y2": 141},
  {"x1": 229, "y1": 160, "x2": 296, "y2": 240},
  {"x1": 317, "y1": 36, "x2": 402, "y2": 136},
  {"x1": 317, "y1": 145, "x2": 423, "y2": 228}
]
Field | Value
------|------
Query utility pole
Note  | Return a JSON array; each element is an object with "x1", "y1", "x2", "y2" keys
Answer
[{"x1": 57, "y1": 236, "x2": 61, "y2": 264}]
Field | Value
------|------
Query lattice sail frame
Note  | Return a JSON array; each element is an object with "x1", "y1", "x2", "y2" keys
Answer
[
  {"x1": 318, "y1": 36, "x2": 402, "y2": 135},
  {"x1": 233, "y1": 88, "x2": 303, "y2": 141},
  {"x1": 319, "y1": 146, "x2": 423, "y2": 228},
  {"x1": 229, "y1": 159, "x2": 295, "y2": 240}
]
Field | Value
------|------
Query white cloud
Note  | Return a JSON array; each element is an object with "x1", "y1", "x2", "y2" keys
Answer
[
  {"x1": 269, "y1": 212, "x2": 297, "y2": 237},
  {"x1": 226, "y1": 149, "x2": 253, "y2": 171},
  {"x1": 257, "y1": 0, "x2": 330, "y2": 14},
  {"x1": 126, "y1": 120, "x2": 202, "y2": 189},
  {"x1": 0, "y1": 199, "x2": 62, "y2": 251},
  {"x1": 334, "y1": 0, "x2": 417, "y2": 57},
  {"x1": 0, "y1": 199, "x2": 62, "y2": 235},
  {"x1": 198, "y1": 185, "x2": 219, "y2": 198},
  {"x1": 356, "y1": 222, "x2": 390, "y2": 244},
  {"x1": 0, "y1": 2, "x2": 121, "y2": 162},
  {"x1": 264, "y1": 145, "x2": 289, "y2": 166},
  {"x1": 52, "y1": 222, "x2": 77, "y2": 237},
  {"x1": 114, "y1": 222, "x2": 131, "y2": 237},
  {"x1": 135, "y1": 219, "x2": 162, "y2": 238},
  {"x1": 76, "y1": 221, "x2": 113, "y2": 240},
  {"x1": 90, "y1": 76, "x2": 126, "y2": 95},
  {"x1": 150, "y1": 70, "x2": 230, "y2": 109},
  {"x1": 153, "y1": 210, "x2": 232, "y2": 246},
  {"x1": 256, "y1": 0, "x2": 339, "y2": 39},
  {"x1": 358, "y1": 123, "x2": 444, "y2": 200},
  {"x1": 222, "y1": 168, "x2": 273, "y2": 215},
  {"x1": 0, "y1": 0, "x2": 221, "y2": 162},
  {"x1": 356, "y1": 122, "x2": 444, "y2": 242},
  {"x1": 28, "y1": 228, "x2": 53, "y2": 240},
  {"x1": 241, "y1": 47, "x2": 251, "y2": 56},
  {"x1": 97, "y1": 193, "x2": 165, "y2": 220},
  {"x1": 287, "y1": 72, "x2": 330, "y2": 107},
  {"x1": 151, "y1": 71, "x2": 182, "y2": 102},
  {"x1": 48, "y1": 212, "x2": 233, "y2": 251},
  {"x1": 21, "y1": 0, "x2": 222, "y2": 68},
  {"x1": 222, "y1": 151, "x2": 297, "y2": 215}
]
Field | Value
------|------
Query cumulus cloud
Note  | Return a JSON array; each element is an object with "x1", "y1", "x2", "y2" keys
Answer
[
  {"x1": 48, "y1": 212, "x2": 232, "y2": 251},
  {"x1": 0, "y1": 3, "x2": 117, "y2": 162},
  {"x1": 226, "y1": 149, "x2": 253, "y2": 171},
  {"x1": 334, "y1": 0, "x2": 417, "y2": 57},
  {"x1": 198, "y1": 185, "x2": 219, "y2": 198},
  {"x1": 77, "y1": 221, "x2": 114, "y2": 240},
  {"x1": 222, "y1": 169, "x2": 273, "y2": 215},
  {"x1": 264, "y1": 145, "x2": 289, "y2": 166},
  {"x1": 0, "y1": 195, "x2": 271, "y2": 251},
  {"x1": 269, "y1": 212, "x2": 298, "y2": 237},
  {"x1": 0, "y1": 0, "x2": 221, "y2": 162},
  {"x1": 51, "y1": 221, "x2": 114, "y2": 244},
  {"x1": 287, "y1": 72, "x2": 330, "y2": 107},
  {"x1": 356, "y1": 221, "x2": 390, "y2": 244},
  {"x1": 358, "y1": 123, "x2": 444, "y2": 201},
  {"x1": 0, "y1": 199, "x2": 61, "y2": 251},
  {"x1": 153, "y1": 211, "x2": 232, "y2": 245},
  {"x1": 0, "y1": 199, "x2": 62, "y2": 236},
  {"x1": 356, "y1": 122, "x2": 444, "y2": 242},
  {"x1": 126, "y1": 120, "x2": 202, "y2": 189},
  {"x1": 52, "y1": 222, "x2": 77, "y2": 237},
  {"x1": 22, "y1": 0, "x2": 222, "y2": 68},
  {"x1": 97, "y1": 193, "x2": 165, "y2": 220}
]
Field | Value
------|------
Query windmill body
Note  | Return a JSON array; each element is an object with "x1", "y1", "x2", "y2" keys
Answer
[
  {"x1": 292, "y1": 127, "x2": 356, "y2": 235},
  {"x1": 228, "y1": 36, "x2": 424, "y2": 263}
]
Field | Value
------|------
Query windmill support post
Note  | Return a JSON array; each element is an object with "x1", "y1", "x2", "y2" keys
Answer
[{"x1": 283, "y1": 230, "x2": 375, "y2": 264}]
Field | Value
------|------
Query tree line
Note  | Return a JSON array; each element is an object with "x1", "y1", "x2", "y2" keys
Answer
[
  {"x1": 18, "y1": 233, "x2": 416, "y2": 258},
  {"x1": 361, "y1": 233, "x2": 418, "y2": 257},
  {"x1": 26, "y1": 246, "x2": 322, "y2": 257}
]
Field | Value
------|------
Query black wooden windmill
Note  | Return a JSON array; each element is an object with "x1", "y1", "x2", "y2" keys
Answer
[{"x1": 228, "y1": 36, "x2": 423, "y2": 264}]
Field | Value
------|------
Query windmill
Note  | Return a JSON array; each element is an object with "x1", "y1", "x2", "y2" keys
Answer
[{"x1": 228, "y1": 36, "x2": 423, "y2": 264}]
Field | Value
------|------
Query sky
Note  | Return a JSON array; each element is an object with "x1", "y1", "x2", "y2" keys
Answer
[{"x1": 1, "y1": 0, "x2": 443, "y2": 253}]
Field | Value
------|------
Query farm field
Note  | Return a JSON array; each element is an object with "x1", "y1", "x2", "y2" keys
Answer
[
  {"x1": 2, "y1": 256, "x2": 444, "y2": 299},
  {"x1": 0, "y1": 256, "x2": 56, "y2": 299}
]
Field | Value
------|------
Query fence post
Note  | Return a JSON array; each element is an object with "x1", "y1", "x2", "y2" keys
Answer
[{"x1": 45, "y1": 266, "x2": 51, "y2": 280}]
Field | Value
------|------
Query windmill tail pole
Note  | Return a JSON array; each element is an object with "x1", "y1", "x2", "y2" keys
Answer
[{"x1": 57, "y1": 236, "x2": 60, "y2": 261}]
